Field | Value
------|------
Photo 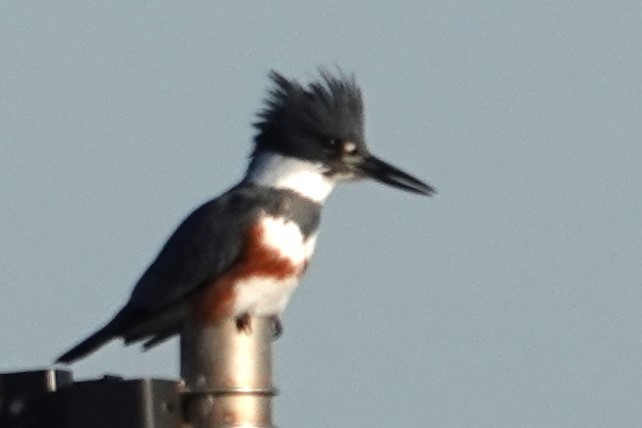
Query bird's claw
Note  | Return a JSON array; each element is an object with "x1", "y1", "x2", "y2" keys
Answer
[
  {"x1": 270, "y1": 315, "x2": 283, "y2": 339},
  {"x1": 235, "y1": 313, "x2": 252, "y2": 335},
  {"x1": 235, "y1": 314, "x2": 282, "y2": 339}
]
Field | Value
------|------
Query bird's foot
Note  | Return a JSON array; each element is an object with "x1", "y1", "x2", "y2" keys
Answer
[
  {"x1": 235, "y1": 313, "x2": 252, "y2": 335},
  {"x1": 270, "y1": 315, "x2": 283, "y2": 339},
  {"x1": 235, "y1": 314, "x2": 282, "y2": 338}
]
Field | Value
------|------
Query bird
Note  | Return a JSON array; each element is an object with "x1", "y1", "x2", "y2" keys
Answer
[{"x1": 56, "y1": 69, "x2": 435, "y2": 364}]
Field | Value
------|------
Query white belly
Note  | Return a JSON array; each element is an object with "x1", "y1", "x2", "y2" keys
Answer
[
  {"x1": 234, "y1": 275, "x2": 301, "y2": 316},
  {"x1": 232, "y1": 216, "x2": 318, "y2": 316}
]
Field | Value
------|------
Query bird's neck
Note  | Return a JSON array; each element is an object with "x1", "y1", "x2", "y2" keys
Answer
[{"x1": 244, "y1": 151, "x2": 335, "y2": 203}]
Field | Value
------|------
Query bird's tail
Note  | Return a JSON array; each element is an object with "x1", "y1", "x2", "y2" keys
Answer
[
  {"x1": 55, "y1": 308, "x2": 132, "y2": 364},
  {"x1": 55, "y1": 325, "x2": 115, "y2": 364}
]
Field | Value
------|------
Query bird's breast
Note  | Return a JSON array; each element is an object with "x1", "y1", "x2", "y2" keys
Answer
[{"x1": 192, "y1": 215, "x2": 317, "y2": 324}]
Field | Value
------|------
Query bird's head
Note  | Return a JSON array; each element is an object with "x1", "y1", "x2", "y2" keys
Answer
[{"x1": 249, "y1": 69, "x2": 435, "y2": 198}]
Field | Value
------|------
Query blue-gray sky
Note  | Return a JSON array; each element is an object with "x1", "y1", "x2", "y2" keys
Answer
[{"x1": 2, "y1": 2, "x2": 642, "y2": 427}]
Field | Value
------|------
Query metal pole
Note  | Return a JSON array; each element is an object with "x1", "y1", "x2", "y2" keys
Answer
[{"x1": 180, "y1": 317, "x2": 277, "y2": 428}]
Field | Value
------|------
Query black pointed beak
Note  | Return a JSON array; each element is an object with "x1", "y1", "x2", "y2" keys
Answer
[{"x1": 354, "y1": 154, "x2": 435, "y2": 196}]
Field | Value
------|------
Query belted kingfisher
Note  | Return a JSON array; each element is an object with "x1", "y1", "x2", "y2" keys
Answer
[{"x1": 56, "y1": 69, "x2": 435, "y2": 364}]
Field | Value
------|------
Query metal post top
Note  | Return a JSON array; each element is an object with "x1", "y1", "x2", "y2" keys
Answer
[{"x1": 181, "y1": 316, "x2": 277, "y2": 428}]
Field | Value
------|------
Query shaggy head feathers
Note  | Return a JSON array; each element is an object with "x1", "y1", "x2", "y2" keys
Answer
[{"x1": 253, "y1": 70, "x2": 366, "y2": 161}]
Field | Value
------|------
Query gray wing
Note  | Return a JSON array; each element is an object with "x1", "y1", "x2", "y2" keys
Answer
[
  {"x1": 56, "y1": 184, "x2": 263, "y2": 363},
  {"x1": 129, "y1": 189, "x2": 257, "y2": 311}
]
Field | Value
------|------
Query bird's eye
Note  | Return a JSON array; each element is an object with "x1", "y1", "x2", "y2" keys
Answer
[
  {"x1": 327, "y1": 138, "x2": 341, "y2": 147},
  {"x1": 326, "y1": 138, "x2": 358, "y2": 155}
]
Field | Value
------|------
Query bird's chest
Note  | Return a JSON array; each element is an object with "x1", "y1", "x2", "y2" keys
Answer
[
  {"x1": 231, "y1": 216, "x2": 316, "y2": 315},
  {"x1": 193, "y1": 215, "x2": 317, "y2": 323}
]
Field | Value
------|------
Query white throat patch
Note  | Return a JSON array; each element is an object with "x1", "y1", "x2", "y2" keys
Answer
[{"x1": 245, "y1": 151, "x2": 336, "y2": 203}]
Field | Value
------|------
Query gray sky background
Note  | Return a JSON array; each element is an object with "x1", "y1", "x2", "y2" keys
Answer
[{"x1": 2, "y1": 2, "x2": 642, "y2": 427}]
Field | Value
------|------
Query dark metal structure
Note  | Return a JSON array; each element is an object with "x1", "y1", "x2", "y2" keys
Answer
[
  {"x1": 0, "y1": 369, "x2": 182, "y2": 428},
  {"x1": 1, "y1": 316, "x2": 276, "y2": 428}
]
